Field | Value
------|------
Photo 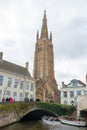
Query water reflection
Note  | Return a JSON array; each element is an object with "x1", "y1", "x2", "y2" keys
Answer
[
  {"x1": 1, "y1": 121, "x2": 87, "y2": 130},
  {"x1": 2, "y1": 121, "x2": 51, "y2": 130}
]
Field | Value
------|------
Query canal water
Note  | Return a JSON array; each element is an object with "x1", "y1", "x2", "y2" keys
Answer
[{"x1": 1, "y1": 121, "x2": 87, "y2": 130}]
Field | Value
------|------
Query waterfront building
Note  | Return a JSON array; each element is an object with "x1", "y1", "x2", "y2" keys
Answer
[
  {"x1": 33, "y1": 11, "x2": 60, "y2": 102},
  {"x1": 60, "y1": 79, "x2": 87, "y2": 105},
  {"x1": 0, "y1": 52, "x2": 36, "y2": 102}
]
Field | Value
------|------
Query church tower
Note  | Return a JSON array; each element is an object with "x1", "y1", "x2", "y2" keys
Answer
[{"x1": 33, "y1": 11, "x2": 60, "y2": 102}]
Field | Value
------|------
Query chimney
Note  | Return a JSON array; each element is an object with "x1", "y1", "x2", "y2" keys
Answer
[
  {"x1": 25, "y1": 62, "x2": 29, "y2": 70},
  {"x1": 0, "y1": 52, "x2": 3, "y2": 60},
  {"x1": 62, "y1": 81, "x2": 65, "y2": 88}
]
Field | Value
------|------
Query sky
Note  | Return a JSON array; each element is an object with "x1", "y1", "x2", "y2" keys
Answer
[{"x1": 0, "y1": 0, "x2": 87, "y2": 88}]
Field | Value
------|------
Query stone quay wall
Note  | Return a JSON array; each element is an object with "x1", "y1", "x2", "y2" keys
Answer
[
  {"x1": 0, "y1": 112, "x2": 21, "y2": 127},
  {"x1": 0, "y1": 102, "x2": 35, "y2": 128}
]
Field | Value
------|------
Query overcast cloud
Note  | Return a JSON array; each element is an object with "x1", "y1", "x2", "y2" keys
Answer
[{"x1": 0, "y1": 0, "x2": 87, "y2": 88}]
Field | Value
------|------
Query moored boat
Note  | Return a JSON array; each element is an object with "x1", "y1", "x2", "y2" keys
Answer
[
  {"x1": 42, "y1": 116, "x2": 60, "y2": 126},
  {"x1": 60, "y1": 118, "x2": 87, "y2": 127}
]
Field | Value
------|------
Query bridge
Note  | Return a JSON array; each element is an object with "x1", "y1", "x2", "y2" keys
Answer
[
  {"x1": 0, "y1": 101, "x2": 77, "y2": 127},
  {"x1": 20, "y1": 108, "x2": 58, "y2": 121},
  {"x1": 0, "y1": 102, "x2": 59, "y2": 127}
]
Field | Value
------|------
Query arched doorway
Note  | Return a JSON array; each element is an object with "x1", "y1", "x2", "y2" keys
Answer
[{"x1": 36, "y1": 86, "x2": 46, "y2": 101}]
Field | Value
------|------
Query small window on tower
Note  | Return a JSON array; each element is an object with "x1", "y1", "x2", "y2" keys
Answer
[
  {"x1": 37, "y1": 47, "x2": 42, "y2": 52},
  {"x1": 37, "y1": 48, "x2": 39, "y2": 52},
  {"x1": 40, "y1": 47, "x2": 42, "y2": 51}
]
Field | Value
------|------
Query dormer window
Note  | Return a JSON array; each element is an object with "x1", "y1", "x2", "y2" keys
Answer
[
  {"x1": 73, "y1": 81, "x2": 77, "y2": 87},
  {"x1": 71, "y1": 79, "x2": 77, "y2": 87}
]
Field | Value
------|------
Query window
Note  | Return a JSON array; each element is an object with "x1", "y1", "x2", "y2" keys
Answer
[
  {"x1": 63, "y1": 91, "x2": 67, "y2": 97},
  {"x1": 37, "y1": 47, "x2": 42, "y2": 52},
  {"x1": 20, "y1": 81, "x2": 24, "y2": 89},
  {"x1": 13, "y1": 92, "x2": 17, "y2": 100},
  {"x1": 30, "y1": 83, "x2": 33, "y2": 91},
  {"x1": 70, "y1": 91, "x2": 74, "y2": 97},
  {"x1": 25, "y1": 81, "x2": 29, "y2": 90},
  {"x1": 0, "y1": 76, "x2": 3, "y2": 86},
  {"x1": 7, "y1": 91, "x2": 11, "y2": 97},
  {"x1": 77, "y1": 91, "x2": 81, "y2": 95},
  {"x1": 0, "y1": 90, "x2": 2, "y2": 96},
  {"x1": 14, "y1": 79, "x2": 18, "y2": 88},
  {"x1": 19, "y1": 93, "x2": 23, "y2": 97},
  {"x1": 7, "y1": 77, "x2": 12, "y2": 87},
  {"x1": 13, "y1": 92, "x2": 17, "y2": 97},
  {"x1": 64, "y1": 100, "x2": 67, "y2": 104},
  {"x1": 19, "y1": 93, "x2": 23, "y2": 101}
]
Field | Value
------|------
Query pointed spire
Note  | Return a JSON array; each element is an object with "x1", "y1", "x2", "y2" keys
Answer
[
  {"x1": 50, "y1": 31, "x2": 52, "y2": 41},
  {"x1": 40, "y1": 10, "x2": 48, "y2": 39},
  {"x1": 36, "y1": 30, "x2": 39, "y2": 41}
]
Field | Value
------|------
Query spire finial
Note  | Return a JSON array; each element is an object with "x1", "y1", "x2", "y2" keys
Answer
[
  {"x1": 40, "y1": 10, "x2": 48, "y2": 39},
  {"x1": 44, "y1": 10, "x2": 46, "y2": 16},
  {"x1": 36, "y1": 30, "x2": 39, "y2": 41},
  {"x1": 50, "y1": 31, "x2": 52, "y2": 41},
  {"x1": 44, "y1": 10, "x2": 46, "y2": 13}
]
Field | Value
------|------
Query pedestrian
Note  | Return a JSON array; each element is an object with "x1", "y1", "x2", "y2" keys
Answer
[{"x1": 2, "y1": 97, "x2": 5, "y2": 102}]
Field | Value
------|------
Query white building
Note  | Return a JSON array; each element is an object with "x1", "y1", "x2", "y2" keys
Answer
[
  {"x1": 0, "y1": 52, "x2": 36, "y2": 102},
  {"x1": 60, "y1": 79, "x2": 87, "y2": 106}
]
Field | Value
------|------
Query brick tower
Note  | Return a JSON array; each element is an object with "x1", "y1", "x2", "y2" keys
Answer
[{"x1": 33, "y1": 11, "x2": 60, "y2": 102}]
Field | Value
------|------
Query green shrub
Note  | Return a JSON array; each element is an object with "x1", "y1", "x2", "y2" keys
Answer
[
  {"x1": 35, "y1": 102, "x2": 76, "y2": 116},
  {"x1": 0, "y1": 102, "x2": 76, "y2": 116},
  {"x1": 0, "y1": 102, "x2": 34, "y2": 114}
]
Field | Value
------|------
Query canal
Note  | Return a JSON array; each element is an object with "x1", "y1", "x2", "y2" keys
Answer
[{"x1": 1, "y1": 121, "x2": 87, "y2": 130}]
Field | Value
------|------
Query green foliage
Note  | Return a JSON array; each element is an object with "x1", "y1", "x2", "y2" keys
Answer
[
  {"x1": 35, "y1": 102, "x2": 76, "y2": 116},
  {"x1": 0, "y1": 102, "x2": 35, "y2": 114},
  {"x1": 0, "y1": 102, "x2": 76, "y2": 116}
]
